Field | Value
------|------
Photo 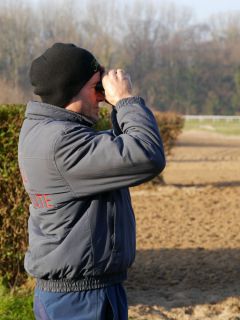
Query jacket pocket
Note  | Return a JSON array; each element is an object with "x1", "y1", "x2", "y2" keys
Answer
[
  {"x1": 90, "y1": 191, "x2": 136, "y2": 275},
  {"x1": 108, "y1": 192, "x2": 136, "y2": 272}
]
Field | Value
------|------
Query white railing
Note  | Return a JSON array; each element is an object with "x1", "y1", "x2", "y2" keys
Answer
[{"x1": 184, "y1": 115, "x2": 240, "y2": 121}]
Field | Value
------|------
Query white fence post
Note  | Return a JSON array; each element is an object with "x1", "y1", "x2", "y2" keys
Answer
[{"x1": 184, "y1": 115, "x2": 240, "y2": 121}]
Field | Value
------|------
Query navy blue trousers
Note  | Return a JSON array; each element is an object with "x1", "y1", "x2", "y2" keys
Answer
[{"x1": 33, "y1": 283, "x2": 128, "y2": 320}]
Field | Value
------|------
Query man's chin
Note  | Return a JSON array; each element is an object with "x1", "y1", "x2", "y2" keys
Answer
[
  {"x1": 93, "y1": 110, "x2": 100, "y2": 122},
  {"x1": 88, "y1": 112, "x2": 99, "y2": 123}
]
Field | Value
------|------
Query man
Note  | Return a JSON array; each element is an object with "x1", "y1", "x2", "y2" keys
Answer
[{"x1": 18, "y1": 43, "x2": 165, "y2": 320}]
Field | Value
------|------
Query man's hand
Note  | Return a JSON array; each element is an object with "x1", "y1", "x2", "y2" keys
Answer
[{"x1": 102, "y1": 69, "x2": 133, "y2": 106}]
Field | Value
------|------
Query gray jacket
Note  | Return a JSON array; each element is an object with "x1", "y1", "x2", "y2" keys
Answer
[{"x1": 18, "y1": 97, "x2": 165, "y2": 292}]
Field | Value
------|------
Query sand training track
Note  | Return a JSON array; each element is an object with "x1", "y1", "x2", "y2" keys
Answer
[{"x1": 127, "y1": 130, "x2": 240, "y2": 320}]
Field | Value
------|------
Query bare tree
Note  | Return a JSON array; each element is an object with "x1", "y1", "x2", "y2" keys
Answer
[
  {"x1": 36, "y1": 0, "x2": 82, "y2": 49},
  {"x1": 0, "y1": 0, "x2": 35, "y2": 88},
  {"x1": 0, "y1": 0, "x2": 239, "y2": 113},
  {"x1": 79, "y1": 0, "x2": 121, "y2": 68}
]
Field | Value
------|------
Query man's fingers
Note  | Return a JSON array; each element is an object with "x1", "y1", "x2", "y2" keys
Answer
[
  {"x1": 116, "y1": 69, "x2": 127, "y2": 79},
  {"x1": 101, "y1": 68, "x2": 133, "y2": 106},
  {"x1": 116, "y1": 69, "x2": 124, "y2": 74},
  {"x1": 104, "y1": 69, "x2": 127, "y2": 79},
  {"x1": 108, "y1": 69, "x2": 118, "y2": 78}
]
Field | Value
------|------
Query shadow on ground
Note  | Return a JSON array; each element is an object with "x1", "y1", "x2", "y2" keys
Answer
[{"x1": 126, "y1": 248, "x2": 240, "y2": 309}]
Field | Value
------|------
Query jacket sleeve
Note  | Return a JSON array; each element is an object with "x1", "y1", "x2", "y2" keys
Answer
[
  {"x1": 111, "y1": 107, "x2": 122, "y2": 136},
  {"x1": 54, "y1": 97, "x2": 166, "y2": 196}
]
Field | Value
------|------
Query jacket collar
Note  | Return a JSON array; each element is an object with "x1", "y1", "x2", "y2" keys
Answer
[{"x1": 25, "y1": 101, "x2": 95, "y2": 127}]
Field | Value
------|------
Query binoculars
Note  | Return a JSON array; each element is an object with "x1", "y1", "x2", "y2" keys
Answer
[
  {"x1": 95, "y1": 66, "x2": 105, "y2": 96},
  {"x1": 95, "y1": 81, "x2": 105, "y2": 95}
]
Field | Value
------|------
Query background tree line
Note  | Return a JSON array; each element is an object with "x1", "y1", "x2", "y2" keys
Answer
[{"x1": 1, "y1": 0, "x2": 240, "y2": 115}]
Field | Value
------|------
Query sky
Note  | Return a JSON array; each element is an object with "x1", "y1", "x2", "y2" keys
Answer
[
  {"x1": 28, "y1": 0, "x2": 240, "y2": 22},
  {"x1": 174, "y1": 0, "x2": 240, "y2": 21}
]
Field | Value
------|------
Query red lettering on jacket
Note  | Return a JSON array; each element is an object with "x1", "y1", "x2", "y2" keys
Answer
[
  {"x1": 36, "y1": 194, "x2": 44, "y2": 208},
  {"x1": 43, "y1": 194, "x2": 54, "y2": 208},
  {"x1": 30, "y1": 194, "x2": 54, "y2": 209}
]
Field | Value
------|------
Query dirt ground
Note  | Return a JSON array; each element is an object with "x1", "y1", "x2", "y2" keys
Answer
[{"x1": 127, "y1": 130, "x2": 240, "y2": 320}]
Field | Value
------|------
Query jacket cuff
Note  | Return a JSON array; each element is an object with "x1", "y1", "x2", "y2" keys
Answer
[{"x1": 115, "y1": 96, "x2": 145, "y2": 111}]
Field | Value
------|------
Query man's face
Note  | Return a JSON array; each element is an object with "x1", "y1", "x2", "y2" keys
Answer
[{"x1": 71, "y1": 72, "x2": 104, "y2": 121}]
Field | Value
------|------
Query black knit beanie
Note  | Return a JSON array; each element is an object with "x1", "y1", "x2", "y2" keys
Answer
[{"x1": 30, "y1": 43, "x2": 101, "y2": 107}]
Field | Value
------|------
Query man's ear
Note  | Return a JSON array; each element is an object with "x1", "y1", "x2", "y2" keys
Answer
[{"x1": 65, "y1": 92, "x2": 83, "y2": 112}]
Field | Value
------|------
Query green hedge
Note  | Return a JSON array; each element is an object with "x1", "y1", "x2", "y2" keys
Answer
[
  {"x1": 0, "y1": 105, "x2": 29, "y2": 288},
  {"x1": 0, "y1": 104, "x2": 184, "y2": 288}
]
